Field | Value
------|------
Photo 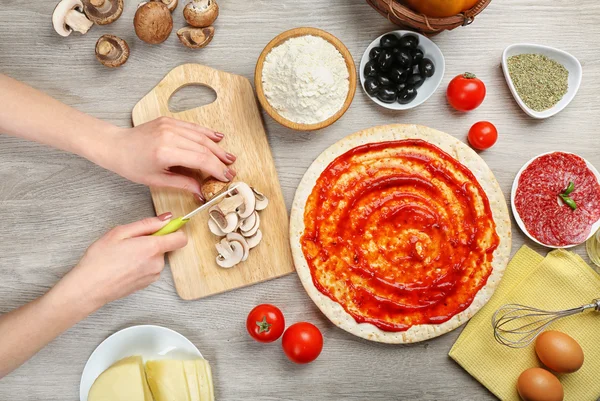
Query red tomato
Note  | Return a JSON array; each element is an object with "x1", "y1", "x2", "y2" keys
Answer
[
  {"x1": 246, "y1": 304, "x2": 285, "y2": 343},
  {"x1": 282, "y1": 322, "x2": 323, "y2": 364},
  {"x1": 468, "y1": 121, "x2": 498, "y2": 150},
  {"x1": 447, "y1": 73, "x2": 486, "y2": 111}
]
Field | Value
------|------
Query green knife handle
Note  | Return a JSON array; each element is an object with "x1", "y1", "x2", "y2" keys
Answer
[{"x1": 151, "y1": 217, "x2": 189, "y2": 236}]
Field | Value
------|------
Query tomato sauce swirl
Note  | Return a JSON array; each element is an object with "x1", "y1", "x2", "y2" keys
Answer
[{"x1": 300, "y1": 140, "x2": 499, "y2": 332}]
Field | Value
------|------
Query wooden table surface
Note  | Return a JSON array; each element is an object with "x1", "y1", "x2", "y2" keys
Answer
[{"x1": 1, "y1": 1, "x2": 599, "y2": 400}]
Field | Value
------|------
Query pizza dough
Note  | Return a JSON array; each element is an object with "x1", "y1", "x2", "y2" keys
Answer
[{"x1": 289, "y1": 124, "x2": 511, "y2": 343}]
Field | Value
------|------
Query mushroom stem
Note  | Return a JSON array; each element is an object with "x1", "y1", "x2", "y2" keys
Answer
[
  {"x1": 90, "y1": 0, "x2": 104, "y2": 6},
  {"x1": 65, "y1": 9, "x2": 93, "y2": 33},
  {"x1": 97, "y1": 40, "x2": 118, "y2": 58}
]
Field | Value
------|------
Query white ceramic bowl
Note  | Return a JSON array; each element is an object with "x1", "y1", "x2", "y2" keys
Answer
[
  {"x1": 359, "y1": 30, "x2": 445, "y2": 110},
  {"x1": 511, "y1": 152, "x2": 600, "y2": 249},
  {"x1": 80, "y1": 325, "x2": 202, "y2": 401},
  {"x1": 502, "y1": 44, "x2": 582, "y2": 119}
]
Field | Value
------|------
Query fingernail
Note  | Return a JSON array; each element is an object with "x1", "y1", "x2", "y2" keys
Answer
[
  {"x1": 158, "y1": 212, "x2": 173, "y2": 221},
  {"x1": 224, "y1": 168, "x2": 236, "y2": 181},
  {"x1": 226, "y1": 152, "x2": 236, "y2": 162},
  {"x1": 193, "y1": 193, "x2": 205, "y2": 203},
  {"x1": 215, "y1": 132, "x2": 224, "y2": 139}
]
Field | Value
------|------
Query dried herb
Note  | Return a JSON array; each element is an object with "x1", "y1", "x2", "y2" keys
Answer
[{"x1": 507, "y1": 54, "x2": 569, "y2": 112}]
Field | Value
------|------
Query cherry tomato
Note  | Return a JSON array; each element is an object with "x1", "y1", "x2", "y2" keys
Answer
[
  {"x1": 468, "y1": 121, "x2": 498, "y2": 150},
  {"x1": 446, "y1": 72, "x2": 486, "y2": 111},
  {"x1": 246, "y1": 304, "x2": 285, "y2": 343},
  {"x1": 281, "y1": 322, "x2": 323, "y2": 364}
]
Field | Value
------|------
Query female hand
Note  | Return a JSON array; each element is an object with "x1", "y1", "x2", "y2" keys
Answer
[
  {"x1": 103, "y1": 117, "x2": 236, "y2": 201},
  {"x1": 52, "y1": 212, "x2": 187, "y2": 313}
]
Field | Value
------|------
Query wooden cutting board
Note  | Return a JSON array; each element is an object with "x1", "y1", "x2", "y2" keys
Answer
[{"x1": 132, "y1": 64, "x2": 294, "y2": 300}]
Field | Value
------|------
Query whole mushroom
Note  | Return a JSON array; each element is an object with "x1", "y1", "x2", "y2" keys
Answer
[
  {"x1": 134, "y1": 1, "x2": 173, "y2": 44},
  {"x1": 95, "y1": 34, "x2": 129, "y2": 67},
  {"x1": 177, "y1": 26, "x2": 214, "y2": 49},
  {"x1": 82, "y1": 0, "x2": 123, "y2": 25},
  {"x1": 52, "y1": 0, "x2": 94, "y2": 37},
  {"x1": 183, "y1": 0, "x2": 218, "y2": 28},
  {"x1": 160, "y1": 0, "x2": 178, "y2": 12}
]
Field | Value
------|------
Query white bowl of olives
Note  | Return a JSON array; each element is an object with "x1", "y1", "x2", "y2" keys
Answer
[{"x1": 359, "y1": 30, "x2": 445, "y2": 110}]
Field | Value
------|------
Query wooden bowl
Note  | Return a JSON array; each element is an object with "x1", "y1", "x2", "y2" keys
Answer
[{"x1": 255, "y1": 27, "x2": 357, "y2": 131}]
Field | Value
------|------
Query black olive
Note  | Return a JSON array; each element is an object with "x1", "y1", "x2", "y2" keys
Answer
[
  {"x1": 391, "y1": 47, "x2": 401, "y2": 56},
  {"x1": 377, "y1": 74, "x2": 392, "y2": 87},
  {"x1": 377, "y1": 87, "x2": 397, "y2": 103},
  {"x1": 364, "y1": 77, "x2": 380, "y2": 97},
  {"x1": 399, "y1": 34, "x2": 419, "y2": 49},
  {"x1": 377, "y1": 49, "x2": 394, "y2": 72},
  {"x1": 379, "y1": 33, "x2": 399, "y2": 49},
  {"x1": 406, "y1": 73, "x2": 424, "y2": 89},
  {"x1": 389, "y1": 67, "x2": 409, "y2": 84},
  {"x1": 395, "y1": 49, "x2": 413, "y2": 69},
  {"x1": 369, "y1": 47, "x2": 383, "y2": 60},
  {"x1": 364, "y1": 59, "x2": 378, "y2": 78},
  {"x1": 411, "y1": 48, "x2": 424, "y2": 64},
  {"x1": 397, "y1": 87, "x2": 418, "y2": 104},
  {"x1": 419, "y1": 58, "x2": 435, "y2": 78},
  {"x1": 396, "y1": 82, "x2": 408, "y2": 93},
  {"x1": 411, "y1": 64, "x2": 420, "y2": 75}
]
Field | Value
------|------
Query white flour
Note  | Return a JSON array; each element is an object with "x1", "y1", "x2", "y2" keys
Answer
[{"x1": 262, "y1": 35, "x2": 350, "y2": 125}]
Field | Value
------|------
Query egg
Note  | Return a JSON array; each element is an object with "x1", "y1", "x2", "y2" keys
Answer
[
  {"x1": 535, "y1": 331, "x2": 584, "y2": 373},
  {"x1": 517, "y1": 368, "x2": 564, "y2": 401}
]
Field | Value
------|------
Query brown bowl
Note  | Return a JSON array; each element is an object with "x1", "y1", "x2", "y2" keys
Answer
[{"x1": 255, "y1": 27, "x2": 357, "y2": 131}]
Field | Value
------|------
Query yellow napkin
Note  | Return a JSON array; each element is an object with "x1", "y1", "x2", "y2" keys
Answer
[{"x1": 449, "y1": 246, "x2": 600, "y2": 401}]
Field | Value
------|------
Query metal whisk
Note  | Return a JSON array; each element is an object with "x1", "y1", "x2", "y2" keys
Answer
[{"x1": 492, "y1": 298, "x2": 600, "y2": 348}]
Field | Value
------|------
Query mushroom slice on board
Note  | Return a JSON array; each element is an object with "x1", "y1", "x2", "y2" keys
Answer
[
  {"x1": 240, "y1": 212, "x2": 260, "y2": 237},
  {"x1": 183, "y1": 0, "x2": 219, "y2": 28},
  {"x1": 252, "y1": 188, "x2": 269, "y2": 211},
  {"x1": 160, "y1": 0, "x2": 178, "y2": 12},
  {"x1": 226, "y1": 232, "x2": 250, "y2": 262},
  {"x1": 214, "y1": 194, "x2": 244, "y2": 215},
  {"x1": 95, "y1": 34, "x2": 129, "y2": 67},
  {"x1": 201, "y1": 178, "x2": 229, "y2": 202},
  {"x1": 209, "y1": 207, "x2": 238, "y2": 233},
  {"x1": 231, "y1": 183, "x2": 256, "y2": 219},
  {"x1": 239, "y1": 211, "x2": 257, "y2": 232},
  {"x1": 216, "y1": 238, "x2": 244, "y2": 268},
  {"x1": 245, "y1": 229, "x2": 262, "y2": 249},
  {"x1": 134, "y1": 1, "x2": 173, "y2": 44},
  {"x1": 53, "y1": 0, "x2": 94, "y2": 37},
  {"x1": 208, "y1": 218, "x2": 227, "y2": 236},
  {"x1": 82, "y1": 0, "x2": 123, "y2": 25},
  {"x1": 177, "y1": 26, "x2": 214, "y2": 49}
]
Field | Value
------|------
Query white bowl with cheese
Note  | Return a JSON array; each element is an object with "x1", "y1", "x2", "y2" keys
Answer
[{"x1": 80, "y1": 325, "x2": 202, "y2": 401}]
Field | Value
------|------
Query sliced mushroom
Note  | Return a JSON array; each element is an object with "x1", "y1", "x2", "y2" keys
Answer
[
  {"x1": 214, "y1": 194, "x2": 244, "y2": 215},
  {"x1": 177, "y1": 26, "x2": 214, "y2": 49},
  {"x1": 245, "y1": 229, "x2": 262, "y2": 249},
  {"x1": 252, "y1": 187, "x2": 269, "y2": 211},
  {"x1": 240, "y1": 212, "x2": 260, "y2": 237},
  {"x1": 134, "y1": 1, "x2": 173, "y2": 44},
  {"x1": 95, "y1": 34, "x2": 129, "y2": 67},
  {"x1": 209, "y1": 207, "x2": 238, "y2": 233},
  {"x1": 216, "y1": 238, "x2": 244, "y2": 268},
  {"x1": 226, "y1": 232, "x2": 249, "y2": 262},
  {"x1": 53, "y1": 0, "x2": 94, "y2": 37},
  {"x1": 231, "y1": 182, "x2": 256, "y2": 219},
  {"x1": 239, "y1": 211, "x2": 257, "y2": 232},
  {"x1": 183, "y1": 0, "x2": 218, "y2": 28},
  {"x1": 160, "y1": 0, "x2": 178, "y2": 12},
  {"x1": 82, "y1": 0, "x2": 123, "y2": 25},
  {"x1": 208, "y1": 219, "x2": 226, "y2": 236},
  {"x1": 201, "y1": 177, "x2": 228, "y2": 201}
]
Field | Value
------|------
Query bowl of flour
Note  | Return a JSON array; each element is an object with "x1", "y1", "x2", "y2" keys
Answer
[{"x1": 255, "y1": 27, "x2": 357, "y2": 131}]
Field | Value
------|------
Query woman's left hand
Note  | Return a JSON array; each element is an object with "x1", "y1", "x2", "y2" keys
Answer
[{"x1": 101, "y1": 117, "x2": 236, "y2": 201}]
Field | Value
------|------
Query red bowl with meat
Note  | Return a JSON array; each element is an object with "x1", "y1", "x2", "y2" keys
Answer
[{"x1": 511, "y1": 152, "x2": 600, "y2": 248}]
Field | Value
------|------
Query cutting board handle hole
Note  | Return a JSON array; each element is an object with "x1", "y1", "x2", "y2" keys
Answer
[{"x1": 168, "y1": 84, "x2": 217, "y2": 114}]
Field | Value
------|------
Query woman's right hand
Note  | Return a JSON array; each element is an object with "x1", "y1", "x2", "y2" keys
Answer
[{"x1": 51, "y1": 213, "x2": 187, "y2": 314}]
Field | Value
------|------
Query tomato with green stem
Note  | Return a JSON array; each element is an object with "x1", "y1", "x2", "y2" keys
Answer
[
  {"x1": 246, "y1": 304, "x2": 285, "y2": 343},
  {"x1": 447, "y1": 72, "x2": 486, "y2": 111}
]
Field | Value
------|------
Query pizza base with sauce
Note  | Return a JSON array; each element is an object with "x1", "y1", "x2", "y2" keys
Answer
[{"x1": 289, "y1": 125, "x2": 511, "y2": 343}]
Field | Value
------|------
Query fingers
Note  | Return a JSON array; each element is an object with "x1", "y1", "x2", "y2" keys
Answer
[
  {"x1": 113, "y1": 215, "x2": 174, "y2": 239},
  {"x1": 173, "y1": 132, "x2": 235, "y2": 165},
  {"x1": 157, "y1": 117, "x2": 224, "y2": 142},
  {"x1": 162, "y1": 147, "x2": 236, "y2": 182},
  {"x1": 153, "y1": 231, "x2": 188, "y2": 254},
  {"x1": 154, "y1": 171, "x2": 202, "y2": 195}
]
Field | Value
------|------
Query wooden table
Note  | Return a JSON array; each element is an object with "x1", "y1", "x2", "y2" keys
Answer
[{"x1": 1, "y1": 1, "x2": 599, "y2": 400}]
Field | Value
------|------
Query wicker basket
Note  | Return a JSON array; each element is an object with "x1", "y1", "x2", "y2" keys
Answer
[{"x1": 366, "y1": 0, "x2": 492, "y2": 35}]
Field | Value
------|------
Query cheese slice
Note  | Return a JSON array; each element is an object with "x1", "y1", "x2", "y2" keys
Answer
[
  {"x1": 88, "y1": 356, "x2": 153, "y2": 401},
  {"x1": 145, "y1": 359, "x2": 215, "y2": 401}
]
